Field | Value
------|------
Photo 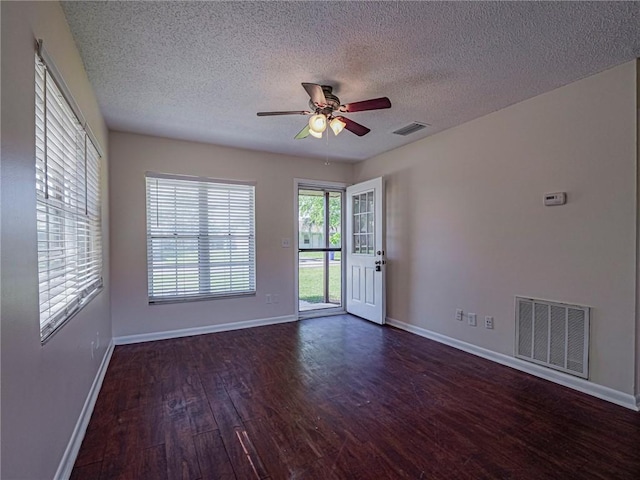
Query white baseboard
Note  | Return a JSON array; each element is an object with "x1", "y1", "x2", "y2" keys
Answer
[
  {"x1": 386, "y1": 317, "x2": 639, "y2": 412},
  {"x1": 55, "y1": 340, "x2": 115, "y2": 480},
  {"x1": 114, "y1": 314, "x2": 298, "y2": 345}
]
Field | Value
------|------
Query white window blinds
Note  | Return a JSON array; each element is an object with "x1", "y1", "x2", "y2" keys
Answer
[
  {"x1": 146, "y1": 173, "x2": 256, "y2": 303},
  {"x1": 35, "y1": 54, "x2": 103, "y2": 342}
]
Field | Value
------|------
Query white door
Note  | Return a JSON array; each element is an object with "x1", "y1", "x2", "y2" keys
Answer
[{"x1": 346, "y1": 177, "x2": 385, "y2": 324}]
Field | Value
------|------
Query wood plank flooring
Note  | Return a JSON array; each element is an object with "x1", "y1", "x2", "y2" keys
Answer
[{"x1": 72, "y1": 314, "x2": 640, "y2": 479}]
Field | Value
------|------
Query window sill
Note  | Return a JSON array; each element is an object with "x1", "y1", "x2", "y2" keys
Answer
[
  {"x1": 148, "y1": 291, "x2": 256, "y2": 305},
  {"x1": 41, "y1": 285, "x2": 104, "y2": 345}
]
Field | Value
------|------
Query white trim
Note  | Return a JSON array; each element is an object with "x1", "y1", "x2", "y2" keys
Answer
[
  {"x1": 386, "y1": 317, "x2": 639, "y2": 412},
  {"x1": 145, "y1": 170, "x2": 256, "y2": 186},
  {"x1": 298, "y1": 308, "x2": 346, "y2": 320},
  {"x1": 294, "y1": 177, "x2": 350, "y2": 190},
  {"x1": 54, "y1": 340, "x2": 115, "y2": 480},
  {"x1": 114, "y1": 315, "x2": 297, "y2": 345},
  {"x1": 293, "y1": 179, "x2": 301, "y2": 319},
  {"x1": 293, "y1": 178, "x2": 348, "y2": 320}
]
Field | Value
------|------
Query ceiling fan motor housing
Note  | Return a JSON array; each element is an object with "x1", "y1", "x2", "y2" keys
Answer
[{"x1": 309, "y1": 85, "x2": 341, "y2": 113}]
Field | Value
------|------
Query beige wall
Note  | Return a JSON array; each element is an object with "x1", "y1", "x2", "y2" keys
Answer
[
  {"x1": 1, "y1": 8, "x2": 636, "y2": 478},
  {"x1": 355, "y1": 61, "x2": 638, "y2": 395},
  {"x1": 636, "y1": 59, "x2": 640, "y2": 399},
  {"x1": 109, "y1": 131, "x2": 352, "y2": 337},
  {"x1": 1, "y1": 2, "x2": 111, "y2": 479}
]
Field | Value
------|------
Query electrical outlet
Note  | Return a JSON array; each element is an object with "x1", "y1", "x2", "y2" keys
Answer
[
  {"x1": 90, "y1": 341, "x2": 95, "y2": 359},
  {"x1": 265, "y1": 294, "x2": 272, "y2": 304},
  {"x1": 455, "y1": 308, "x2": 463, "y2": 321},
  {"x1": 272, "y1": 294, "x2": 279, "y2": 304},
  {"x1": 485, "y1": 316, "x2": 494, "y2": 329},
  {"x1": 468, "y1": 313, "x2": 477, "y2": 326}
]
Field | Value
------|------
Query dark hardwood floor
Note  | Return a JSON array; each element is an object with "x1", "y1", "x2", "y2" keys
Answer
[{"x1": 72, "y1": 314, "x2": 640, "y2": 479}]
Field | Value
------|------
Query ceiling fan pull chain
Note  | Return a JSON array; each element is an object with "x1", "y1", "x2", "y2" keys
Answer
[{"x1": 324, "y1": 127, "x2": 330, "y2": 165}]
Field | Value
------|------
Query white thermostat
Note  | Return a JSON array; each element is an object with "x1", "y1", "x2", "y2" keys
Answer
[{"x1": 544, "y1": 192, "x2": 566, "y2": 206}]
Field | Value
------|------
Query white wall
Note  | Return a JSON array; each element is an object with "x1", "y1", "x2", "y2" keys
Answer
[
  {"x1": 109, "y1": 131, "x2": 352, "y2": 337},
  {"x1": 1, "y1": 2, "x2": 111, "y2": 478},
  {"x1": 355, "y1": 61, "x2": 638, "y2": 395}
]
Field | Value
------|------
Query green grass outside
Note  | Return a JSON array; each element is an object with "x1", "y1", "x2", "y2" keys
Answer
[
  {"x1": 299, "y1": 251, "x2": 341, "y2": 261},
  {"x1": 298, "y1": 264, "x2": 341, "y2": 304}
]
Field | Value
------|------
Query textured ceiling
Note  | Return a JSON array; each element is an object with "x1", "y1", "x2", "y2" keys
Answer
[{"x1": 61, "y1": 1, "x2": 640, "y2": 163}]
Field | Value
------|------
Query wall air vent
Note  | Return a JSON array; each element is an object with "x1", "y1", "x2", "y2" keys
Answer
[
  {"x1": 392, "y1": 122, "x2": 428, "y2": 136},
  {"x1": 515, "y1": 297, "x2": 590, "y2": 379}
]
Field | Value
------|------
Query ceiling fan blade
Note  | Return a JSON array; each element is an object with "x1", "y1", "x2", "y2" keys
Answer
[
  {"x1": 294, "y1": 124, "x2": 310, "y2": 139},
  {"x1": 257, "y1": 110, "x2": 311, "y2": 116},
  {"x1": 337, "y1": 116, "x2": 370, "y2": 137},
  {"x1": 340, "y1": 97, "x2": 391, "y2": 113},
  {"x1": 302, "y1": 83, "x2": 327, "y2": 107}
]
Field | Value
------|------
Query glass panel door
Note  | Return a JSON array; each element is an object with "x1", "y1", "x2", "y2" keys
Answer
[
  {"x1": 298, "y1": 188, "x2": 343, "y2": 312},
  {"x1": 352, "y1": 190, "x2": 375, "y2": 255},
  {"x1": 345, "y1": 177, "x2": 385, "y2": 324}
]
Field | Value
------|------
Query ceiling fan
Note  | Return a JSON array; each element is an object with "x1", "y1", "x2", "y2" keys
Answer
[{"x1": 257, "y1": 83, "x2": 391, "y2": 139}]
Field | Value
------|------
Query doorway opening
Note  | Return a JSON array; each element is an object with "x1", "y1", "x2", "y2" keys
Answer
[{"x1": 297, "y1": 186, "x2": 344, "y2": 315}]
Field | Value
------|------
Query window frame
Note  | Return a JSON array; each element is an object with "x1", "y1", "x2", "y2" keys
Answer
[
  {"x1": 35, "y1": 48, "x2": 103, "y2": 343},
  {"x1": 145, "y1": 172, "x2": 256, "y2": 304}
]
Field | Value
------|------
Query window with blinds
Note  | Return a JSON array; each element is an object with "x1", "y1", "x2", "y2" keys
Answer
[
  {"x1": 145, "y1": 173, "x2": 256, "y2": 303},
  {"x1": 35, "y1": 54, "x2": 103, "y2": 342}
]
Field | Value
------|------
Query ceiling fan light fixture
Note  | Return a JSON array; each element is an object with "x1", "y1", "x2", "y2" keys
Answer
[
  {"x1": 308, "y1": 113, "x2": 327, "y2": 134},
  {"x1": 309, "y1": 128, "x2": 323, "y2": 139},
  {"x1": 257, "y1": 83, "x2": 391, "y2": 140},
  {"x1": 329, "y1": 117, "x2": 346, "y2": 136}
]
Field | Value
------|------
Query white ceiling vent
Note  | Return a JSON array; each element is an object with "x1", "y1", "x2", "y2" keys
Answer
[
  {"x1": 392, "y1": 122, "x2": 429, "y2": 136},
  {"x1": 515, "y1": 297, "x2": 590, "y2": 379}
]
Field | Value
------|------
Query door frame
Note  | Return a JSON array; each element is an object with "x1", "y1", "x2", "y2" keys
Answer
[{"x1": 294, "y1": 178, "x2": 348, "y2": 319}]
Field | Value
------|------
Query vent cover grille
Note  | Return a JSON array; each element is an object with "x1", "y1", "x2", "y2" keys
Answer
[
  {"x1": 392, "y1": 122, "x2": 428, "y2": 136},
  {"x1": 515, "y1": 297, "x2": 589, "y2": 378}
]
